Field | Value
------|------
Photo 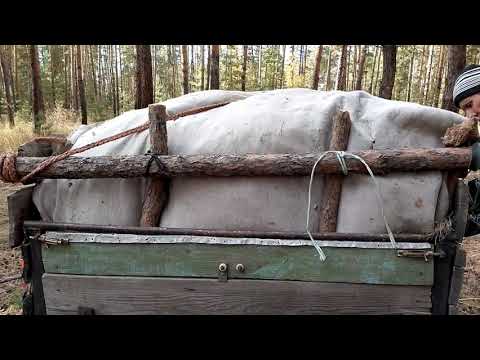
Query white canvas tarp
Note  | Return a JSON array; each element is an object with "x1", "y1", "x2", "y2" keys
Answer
[{"x1": 32, "y1": 89, "x2": 465, "y2": 234}]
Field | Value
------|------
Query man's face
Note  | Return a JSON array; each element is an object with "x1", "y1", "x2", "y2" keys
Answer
[{"x1": 459, "y1": 93, "x2": 480, "y2": 118}]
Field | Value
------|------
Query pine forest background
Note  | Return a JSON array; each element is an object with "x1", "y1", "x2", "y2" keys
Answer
[{"x1": 0, "y1": 45, "x2": 477, "y2": 134}]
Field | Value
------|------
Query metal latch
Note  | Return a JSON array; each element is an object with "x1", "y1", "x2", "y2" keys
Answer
[
  {"x1": 218, "y1": 263, "x2": 228, "y2": 282},
  {"x1": 397, "y1": 249, "x2": 445, "y2": 262},
  {"x1": 37, "y1": 235, "x2": 70, "y2": 246}
]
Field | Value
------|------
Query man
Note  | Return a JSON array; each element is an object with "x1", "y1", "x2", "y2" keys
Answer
[
  {"x1": 453, "y1": 64, "x2": 480, "y2": 236},
  {"x1": 454, "y1": 64, "x2": 480, "y2": 118}
]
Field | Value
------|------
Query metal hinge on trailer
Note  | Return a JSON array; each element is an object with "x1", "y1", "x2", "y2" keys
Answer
[
  {"x1": 36, "y1": 234, "x2": 70, "y2": 246},
  {"x1": 397, "y1": 249, "x2": 446, "y2": 262}
]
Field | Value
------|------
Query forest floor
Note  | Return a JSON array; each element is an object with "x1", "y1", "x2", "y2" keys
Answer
[
  {"x1": 0, "y1": 183, "x2": 24, "y2": 315},
  {"x1": 0, "y1": 179, "x2": 479, "y2": 315}
]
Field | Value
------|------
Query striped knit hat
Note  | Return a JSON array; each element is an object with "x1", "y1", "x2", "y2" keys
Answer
[{"x1": 453, "y1": 64, "x2": 480, "y2": 108}]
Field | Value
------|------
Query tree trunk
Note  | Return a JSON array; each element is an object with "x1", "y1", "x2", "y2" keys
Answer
[
  {"x1": 241, "y1": 45, "x2": 248, "y2": 91},
  {"x1": 433, "y1": 46, "x2": 446, "y2": 108},
  {"x1": 98, "y1": 45, "x2": 103, "y2": 102},
  {"x1": 119, "y1": 45, "x2": 123, "y2": 109},
  {"x1": 115, "y1": 45, "x2": 120, "y2": 113},
  {"x1": 63, "y1": 46, "x2": 70, "y2": 109},
  {"x1": 30, "y1": 45, "x2": 45, "y2": 134},
  {"x1": 355, "y1": 45, "x2": 367, "y2": 90},
  {"x1": 442, "y1": 45, "x2": 466, "y2": 112},
  {"x1": 70, "y1": 45, "x2": 79, "y2": 111},
  {"x1": 351, "y1": 45, "x2": 358, "y2": 91},
  {"x1": 280, "y1": 45, "x2": 286, "y2": 89},
  {"x1": 49, "y1": 45, "x2": 56, "y2": 108},
  {"x1": 0, "y1": 46, "x2": 15, "y2": 127},
  {"x1": 190, "y1": 45, "x2": 195, "y2": 93},
  {"x1": 8, "y1": 46, "x2": 16, "y2": 112},
  {"x1": 336, "y1": 45, "x2": 348, "y2": 90},
  {"x1": 200, "y1": 45, "x2": 205, "y2": 91},
  {"x1": 210, "y1": 45, "x2": 220, "y2": 90},
  {"x1": 345, "y1": 46, "x2": 351, "y2": 90},
  {"x1": 88, "y1": 45, "x2": 98, "y2": 102},
  {"x1": 108, "y1": 46, "x2": 116, "y2": 116},
  {"x1": 379, "y1": 45, "x2": 397, "y2": 99},
  {"x1": 152, "y1": 45, "x2": 156, "y2": 99},
  {"x1": 374, "y1": 48, "x2": 382, "y2": 95},
  {"x1": 423, "y1": 45, "x2": 434, "y2": 104},
  {"x1": 181, "y1": 45, "x2": 189, "y2": 95},
  {"x1": 406, "y1": 47, "x2": 415, "y2": 102},
  {"x1": 258, "y1": 45, "x2": 263, "y2": 88},
  {"x1": 13, "y1": 45, "x2": 19, "y2": 111},
  {"x1": 311, "y1": 45, "x2": 323, "y2": 90},
  {"x1": 135, "y1": 45, "x2": 154, "y2": 109},
  {"x1": 206, "y1": 45, "x2": 211, "y2": 90},
  {"x1": 369, "y1": 46, "x2": 378, "y2": 93},
  {"x1": 325, "y1": 46, "x2": 333, "y2": 91},
  {"x1": 76, "y1": 45, "x2": 88, "y2": 124}
]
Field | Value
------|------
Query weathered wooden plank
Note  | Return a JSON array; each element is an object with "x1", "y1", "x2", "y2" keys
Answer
[
  {"x1": 23, "y1": 221, "x2": 432, "y2": 243},
  {"x1": 42, "y1": 274, "x2": 432, "y2": 315},
  {"x1": 42, "y1": 242, "x2": 434, "y2": 286},
  {"x1": 30, "y1": 234, "x2": 46, "y2": 315},
  {"x1": 15, "y1": 147, "x2": 472, "y2": 180},
  {"x1": 7, "y1": 185, "x2": 35, "y2": 248}
]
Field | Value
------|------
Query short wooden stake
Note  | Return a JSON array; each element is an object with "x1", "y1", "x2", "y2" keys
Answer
[
  {"x1": 140, "y1": 104, "x2": 169, "y2": 227},
  {"x1": 318, "y1": 111, "x2": 352, "y2": 232}
]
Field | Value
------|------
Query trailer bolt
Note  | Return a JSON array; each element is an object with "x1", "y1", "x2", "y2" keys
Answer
[
  {"x1": 236, "y1": 264, "x2": 245, "y2": 273},
  {"x1": 218, "y1": 263, "x2": 227, "y2": 272}
]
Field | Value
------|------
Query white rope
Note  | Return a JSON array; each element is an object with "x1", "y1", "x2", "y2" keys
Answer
[{"x1": 306, "y1": 151, "x2": 397, "y2": 262}]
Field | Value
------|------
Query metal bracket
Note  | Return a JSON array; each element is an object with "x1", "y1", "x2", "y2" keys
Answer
[
  {"x1": 397, "y1": 249, "x2": 446, "y2": 262},
  {"x1": 38, "y1": 235, "x2": 70, "y2": 246},
  {"x1": 217, "y1": 262, "x2": 228, "y2": 282}
]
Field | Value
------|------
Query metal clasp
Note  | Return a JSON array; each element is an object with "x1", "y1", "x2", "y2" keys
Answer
[
  {"x1": 218, "y1": 262, "x2": 228, "y2": 282},
  {"x1": 38, "y1": 235, "x2": 70, "y2": 246},
  {"x1": 397, "y1": 249, "x2": 445, "y2": 262}
]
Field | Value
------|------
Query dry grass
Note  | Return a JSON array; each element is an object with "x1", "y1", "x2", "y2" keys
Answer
[
  {"x1": 0, "y1": 183, "x2": 23, "y2": 315},
  {"x1": 458, "y1": 236, "x2": 480, "y2": 315},
  {"x1": 0, "y1": 107, "x2": 81, "y2": 153}
]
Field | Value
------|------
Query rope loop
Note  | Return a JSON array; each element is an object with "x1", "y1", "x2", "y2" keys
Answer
[{"x1": 306, "y1": 150, "x2": 397, "y2": 262}]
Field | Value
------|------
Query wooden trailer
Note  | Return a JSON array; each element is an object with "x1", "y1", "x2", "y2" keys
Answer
[{"x1": 6, "y1": 104, "x2": 471, "y2": 315}]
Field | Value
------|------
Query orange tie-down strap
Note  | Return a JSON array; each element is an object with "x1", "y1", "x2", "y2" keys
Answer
[{"x1": 0, "y1": 101, "x2": 231, "y2": 185}]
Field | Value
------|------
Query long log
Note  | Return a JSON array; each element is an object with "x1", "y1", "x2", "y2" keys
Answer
[
  {"x1": 140, "y1": 105, "x2": 169, "y2": 227},
  {"x1": 23, "y1": 221, "x2": 431, "y2": 242},
  {"x1": 15, "y1": 148, "x2": 471, "y2": 181},
  {"x1": 319, "y1": 111, "x2": 352, "y2": 232}
]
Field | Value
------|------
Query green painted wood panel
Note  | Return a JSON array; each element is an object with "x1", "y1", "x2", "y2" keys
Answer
[{"x1": 42, "y1": 242, "x2": 433, "y2": 286}]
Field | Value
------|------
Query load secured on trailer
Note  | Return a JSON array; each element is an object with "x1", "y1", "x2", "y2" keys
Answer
[{"x1": 3, "y1": 89, "x2": 472, "y2": 315}]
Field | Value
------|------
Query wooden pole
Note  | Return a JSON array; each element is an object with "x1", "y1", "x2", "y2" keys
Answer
[
  {"x1": 23, "y1": 221, "x2": 431, "y2": 243},
  {"x1": 13, "y1": 148, "x2": 471, "y2": 181},
  {"x1": 319, "y1": 111, "x2": 352, "y2": 232},
  {"x1": 140, "y1": 104, "x2": 169, "y2": 227}
]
